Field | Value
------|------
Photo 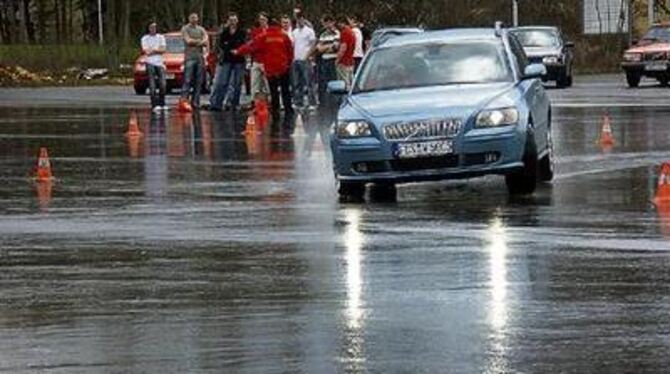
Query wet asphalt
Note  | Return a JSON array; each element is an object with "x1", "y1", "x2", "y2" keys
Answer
[{"x1": 1, "y1": 75, "x2": 670, "y2": 373}]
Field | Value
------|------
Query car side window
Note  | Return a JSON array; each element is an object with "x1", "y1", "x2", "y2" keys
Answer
[{"x1": 508, "y1": 35, "x2": 529, "y2": 73}]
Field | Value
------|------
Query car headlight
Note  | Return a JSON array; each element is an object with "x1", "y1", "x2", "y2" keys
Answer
[
  {"x1": 336, "y1": 121, "x2": 373, "y2": 138},
  {"x1": 623, "y1": 53, "x2": 642, "y2": 62},
  {"x1": 542, "y1": 56, "x2": 562, "y2": 65},
  {"x1": 475, "y1": 108, "x2": 519, "y2": 128}
]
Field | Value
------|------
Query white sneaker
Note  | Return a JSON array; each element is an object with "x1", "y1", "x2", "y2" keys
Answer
[
  {"x1": 161, "y1": 106, "x2": 170, "y2": 111},
  {"x1": 152, "y1": 106, "x2": 162, "y2": 114}
]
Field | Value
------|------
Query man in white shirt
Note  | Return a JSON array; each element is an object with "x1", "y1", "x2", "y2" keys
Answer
[
  {"x1": 348, "y1": 16, "x2": 365, "y2": 72},
  {"x1": 141, "y1": 22, "x2": 167, "y2": 111},
  {"x1": 291, "y1": 14, "x2": 316, "y2": 108}
]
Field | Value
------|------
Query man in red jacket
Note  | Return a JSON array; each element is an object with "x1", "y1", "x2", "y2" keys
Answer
[{"x1": 235, "y1": 18, "x2": 294, "y2": 126}]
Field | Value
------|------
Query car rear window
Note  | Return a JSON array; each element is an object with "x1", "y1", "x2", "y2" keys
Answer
[
  {"x1": 354, "y1": 41, "x2": 513, "y2": 93},
  {"x1": 166, "y1": 36, "x2": 185, "y2": 53},
  {"x1": 511, "y1": 29, "x2": 559, "y2": 48}
]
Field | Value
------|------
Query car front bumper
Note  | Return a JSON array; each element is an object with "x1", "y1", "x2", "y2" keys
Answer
[
  {"x1": 621, "y1": 61, "x2": 670, "y2": 76},
  {"x1": 332, "y1": 126, "x2": 526, "y2": 184}
]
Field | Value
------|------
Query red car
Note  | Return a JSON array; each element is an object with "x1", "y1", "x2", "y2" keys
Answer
[{"x1": 133, "y1": 31, "x2": 218, "y2": 95}]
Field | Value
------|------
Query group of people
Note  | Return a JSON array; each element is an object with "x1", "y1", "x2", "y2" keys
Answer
[{"x1": 140, "y1": 9, "x2": 371, "y2": 129}]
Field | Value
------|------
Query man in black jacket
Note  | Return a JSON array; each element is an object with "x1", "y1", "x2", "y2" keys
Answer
[{"x1": 209, "y1": 12, "x2": 247, "y2": 111}]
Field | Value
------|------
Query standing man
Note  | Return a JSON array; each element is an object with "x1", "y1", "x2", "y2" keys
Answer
[
  {"x1": 348, "y1": 16, "x2": 365, "y2": 72},
  {"x1": 291, "y1": 13, "x2": 316, "y2": 109},
  {"x1": 235, "y1": 18, "x2": 294, "y2": 127},
  {"x1": 180, "y1": 13, "x2": 209, "y2": 110},
  {"x1": 141, "y1": 22, "x2": 167, "y2": 112},
  {"x1": 336, "y1": 16, "x2": 356, "y2": 88},
  {"x1": 312, "y1": 15, "x2": 340, "y2": 124},
  {"x1": 209, "y1": 12, "x2": 247, "y2": 112},
  {"x1": 281, "y1": 14, "x2": 293, "y2": 40},
  {"x1": 248, "y1": 12, "x2": 270, "y2": 108}
]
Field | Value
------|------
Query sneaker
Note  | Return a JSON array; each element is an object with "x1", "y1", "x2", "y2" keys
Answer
[
  {"x1": 161, "y1": 106, "x2": 170, "y2": 111},
  {"x1": 152, "y1": 106, "x2": 162, "y2": 114}
]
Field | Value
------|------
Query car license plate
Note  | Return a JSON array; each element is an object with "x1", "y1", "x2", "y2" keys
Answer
[
  {"x1": 165, "y1": 73, "x2": 175, "y2": 80},
  {"x1": 645, "y1": 62, "x2": 667, "y2": 72},
  {"x1": 395, "y1": 140, "x2": 453, "y2": 159}
]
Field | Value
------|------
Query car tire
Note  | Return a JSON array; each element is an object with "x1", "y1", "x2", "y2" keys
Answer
[
  {"x1": 506, "y1": 131, "x2": 538, "y2": 195},
  {"x1": 539, "y1": 128, "x2": 554, "y2": 182},
  {"x1": 134, "y1": 84, "x2": 147, "y2": 95},
  {"x1": 565, "y1": 73, "x2": 573, "y2": 88},
  {"x1": 626, "y1": 72, "x2": 641, "y2": 88},
  {"x1": 659, "y1": 77, "x2": 669, "y2": 87},
  {"x1": 338, "y1": 180, "x2": 366, "y2": 202}
]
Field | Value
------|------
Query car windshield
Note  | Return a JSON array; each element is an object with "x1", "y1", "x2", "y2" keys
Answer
[
  {"x1": 166, "y1": 36, "x2": 185, "y2": 53},
  {"x1": 354, "y1": 41, "x2": 513, "y2": 93},
  {"x1": 511, "y1": 29, "x2": 559, "y2": 47},
  {"x1": 642, "y1": 27, "x2": 670, "y2": 42}
]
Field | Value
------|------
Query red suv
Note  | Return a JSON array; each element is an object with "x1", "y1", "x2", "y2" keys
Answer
[
  {"x1": 621, "y1": 23, "x2": 670, "y2": 87},
  {"x1": 133, "y1": 31, "x2": 218, "y2": 95}
]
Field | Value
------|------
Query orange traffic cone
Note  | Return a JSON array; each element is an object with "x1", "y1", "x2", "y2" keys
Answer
[
  {"x1": 599, "y1": 113, "x2": 615, "y2": 147},
  {"x1": 242, "y1": 113, "x2": 259, "y2": 135},
  {"x1": 177, "y1": 98, "x2": 193, "y2": 113},
  {"x1": 125, "y1": 111, "x2": 143, "y2": 137},
  {"x1": 654, "y1": 162, "x2": 670, "y2": 205},
  {"x1": 34, "y1": 147, "x2": 54, "y2": 182},
  {"x1": 254, "y1": 98, "x2": 269, "y2": 132}
]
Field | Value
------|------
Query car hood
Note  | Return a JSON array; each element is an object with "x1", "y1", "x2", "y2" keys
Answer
[
  {"x1": 524, "y1": 46, "x2": 562, "y2": 57},
  {"x1": 626, "y1": 42, "x2": 670, "y2": 54},
  {"x1": 348, "y1": 83, "x2": 516, "y2": 120}
]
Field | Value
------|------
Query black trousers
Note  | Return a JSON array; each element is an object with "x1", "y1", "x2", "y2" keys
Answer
[{"x1": 268, "y1": 72, "x2": 293, "y2": 119}]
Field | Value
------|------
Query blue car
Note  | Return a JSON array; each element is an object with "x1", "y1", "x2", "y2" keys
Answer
[{"x1": 328, "y1": 23, "x2": 553, "y2": 200}]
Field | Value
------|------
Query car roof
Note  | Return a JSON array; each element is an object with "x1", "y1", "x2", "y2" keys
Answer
[{"x1": 380, "y1": 28, "x2": 501, "y2": 48}]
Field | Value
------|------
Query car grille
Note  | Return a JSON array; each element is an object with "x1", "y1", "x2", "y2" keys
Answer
[
  {"x1": 643, "y1": 52, "x2": 667, "y2": 61},
  {"x1": 383, "y1": 119, "x2": 462, "y2": 142},
  {"x1": 528, "y1": 57, "x2": 544, "y2": 64}
]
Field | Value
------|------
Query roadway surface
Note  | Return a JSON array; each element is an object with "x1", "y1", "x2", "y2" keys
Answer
[{"x1": 1, "y1": 75, "x2": 670, "y2": 372}]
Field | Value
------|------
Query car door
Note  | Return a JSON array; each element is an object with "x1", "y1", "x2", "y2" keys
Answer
[{"x1": 509, "y1": 35, "x2": 549, "y2": 150}]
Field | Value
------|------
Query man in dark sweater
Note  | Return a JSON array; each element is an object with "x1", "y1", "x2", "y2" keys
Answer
[{"x1": 209, "y1": 12, "x2": 247, "y2": 111}]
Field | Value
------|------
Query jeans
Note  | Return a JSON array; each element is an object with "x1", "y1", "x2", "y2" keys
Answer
[
  {"x1": 210, "y1": 62, "x2": 244, "y2": 109},
  {"x1": 147, "y1": 64, "x2": 166, "y2": 108},
  {"x1": 181, "y1": 57, "x2": 205, "y2": 106},
  {"x1": 268, "y1": 72, "x2": 293, "y2": 119},
  {"x1": 291, "y1": 60, "x2": 316, "y2": 107}
]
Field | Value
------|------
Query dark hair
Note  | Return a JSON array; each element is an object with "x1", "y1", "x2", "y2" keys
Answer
[
  {"x1": 321, "y1": 14, "x2": 334, "y2": 23},
  {"x1": 228, "y1": 11, "x2": 238, "y2": 18},
  {"x1": 268, "y1": 18, "x2": 280, "y2": 26},
  {"x1": 257, "y1": 12, "x2": 269, "y2": 20},
  {"x1": 337, "y1": 15, "x2": 349, "y2": 25}
]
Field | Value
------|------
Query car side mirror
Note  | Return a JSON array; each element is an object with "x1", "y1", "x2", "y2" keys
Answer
[
  {"x1": 523, "y1": 63, "x2": 547, "y2": 80},
  {"x1": 565, "y1": 41, "x2": 575, "y2": 48},
  {"x1": 327, "y1": 80, "x2": 348, "y2": 95}
]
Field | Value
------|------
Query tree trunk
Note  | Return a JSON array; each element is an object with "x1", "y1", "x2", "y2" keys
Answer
[
  {"x1": 106, "y1": 0, "x2": 119, "y2": 70},
  {"x1": 122, "y1": 0, "x2": 130, "y2": 45}
]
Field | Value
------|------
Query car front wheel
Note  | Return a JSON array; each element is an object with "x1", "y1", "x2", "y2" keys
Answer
[
  {"x1": 626, "y1": 72, "x2": 641, "y2": 88},
  {"x1": 506, "y1": 132, "x2": 538, "y2": 195},
  {"x1": 134, "y1": 84, "x2": 147, "y2": 95},
  {"x1": 338, "y1": 180, "x2": 366, "y2": 202}
]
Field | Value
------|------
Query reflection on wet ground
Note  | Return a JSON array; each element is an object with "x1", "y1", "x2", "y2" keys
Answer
[{"x1": 1, "y1": 103, "x2": 670, "y2": 372}]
